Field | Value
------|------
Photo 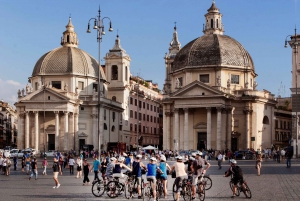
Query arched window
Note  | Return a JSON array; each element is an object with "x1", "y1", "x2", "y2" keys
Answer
[
  {"x1": 112, "y1": 65, "x2": 118, "y2": 80},
  {"x1": 112, "y1": 96, "x2": 116, "y2": 101},
  {"x1": 104, "y1": 123, "x2": 107, "y2": 130},
  {"x1": 134, "y1": 124, "x2": 137, "y2": 132},
  {"x1": 130, "y1": 124, "x2": 133, "y2": 131},
  {"x1": 263, "y1": 116, "x2": 269, "y2": 124},
  {"x1": 216, "y1": 19, "x2": 219, "y2": 28},
  {"x1": 67, "y1": 35, "x2": 70, "y2": 43},
  {"x1": 125, "y1": 67, "x2": 128, "y2": 81},
  {"x1": 211, "y1": 19, "x2": 213, "y2": 28},
  {"x1": 111, "y1": 125, "x2": 115, "y2": 132},
  {"x1": 130, "y1": 110, "x2": 133, "y2": 118}
]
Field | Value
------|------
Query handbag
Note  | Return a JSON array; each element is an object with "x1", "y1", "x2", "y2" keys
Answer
[{"x1": 171, "y1": 170, "x2": 176, "y2": 178}]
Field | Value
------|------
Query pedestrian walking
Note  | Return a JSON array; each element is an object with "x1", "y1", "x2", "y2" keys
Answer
[
  {"x1": 42, "y1": 158, "x2": 48, "y2": 175},
  {"x1": 82, "y1": 158, "x2": 90, "y2": 185},
  {"x1": 52, "y1": 157, "x2": 61, "y2": 188},
  {"x1": 21, "y1": 154, "x2": 25, "y2": 172},
  {"x1": 69, "y1": 156, "x2": 75, "y2": 175},
  {"x1": 217, "y1": 152, "x2": 223, "y2": 169},
  {"x1": 256, "y1": 154, "x2": 262, "y2": 176},
  {"x1": 59, "y1": 157, "x2": 63, "y2": 175},
  {"x1": 25, "y1": 157, "x2": 31, "y2": 175},
  {"x1": 285, "y1": 150, "x2": 292, "y2": 168},
  {"x1": 76, "y1": 156, "x2": 82, "y2": 178},
  {"x1": 29, "y1": 158, "x2": 38, "y2": 180},
  {"x1": 90, "y1": 156, "x2": 101, "y2": 182},
  {"x1": 13, "y1": 156, "x2": 18, "y2": 170},
  {"x1": 6, "y1": 157, "x2": 11, "y2": 175}
]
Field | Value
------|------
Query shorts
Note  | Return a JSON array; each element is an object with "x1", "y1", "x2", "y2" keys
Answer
[
  {"x1": 146, "y1": 176, "x2": 157, "y2": 183},
  {"x1": 77, "y1": 166, "x2": 82, "y2": 171},
  {"x1": 231, "y1": 177, "x2": 243, "y2": 185},
  {"x1": 158, "y1": 175, "x2": 168, "y2": 180},
  {"x1": 136, "y1": 177, "x2": 142, "y2": 186},
  {"x1": 53, "y1": 172, "x2": 59, "y2": 178},
  {"x1": 113, "y1": 173, "x2": 124, "y2": 178},
  {"x1": 192, "y1": 175, "x2": 200, "y2": 186}
]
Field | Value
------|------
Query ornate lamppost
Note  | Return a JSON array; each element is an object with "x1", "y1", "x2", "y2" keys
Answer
[{"x1": 87, "y1": 7, "x2": 113, "y2": 159}]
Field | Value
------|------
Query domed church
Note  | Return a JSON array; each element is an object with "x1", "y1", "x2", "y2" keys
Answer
[
  {"x1": 162, "y1": 2, "x2": 276, "y2": 152},
  {"x1": 15, "y1": 18, "x2": 126, "y2": 152}
]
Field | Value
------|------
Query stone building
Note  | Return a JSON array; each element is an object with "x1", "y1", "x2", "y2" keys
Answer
[
  {"x1": 0, "y1": 100, "x2": 17, "y2": 148},
  {"x1": 162, "y1": 2, "x2": 277, "y2": 152},
  {"x1": 15, "y1": 18, "x2": 123, "y2": 153}
]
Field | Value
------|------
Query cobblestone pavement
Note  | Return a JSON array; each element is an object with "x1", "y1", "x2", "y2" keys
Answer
[{"x1": 1, "y1": 158, "x2": 300, "y2": 201}]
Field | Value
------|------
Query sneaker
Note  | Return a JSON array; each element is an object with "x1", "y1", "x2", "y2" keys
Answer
[
  {"x1": 231, "y1": 195, "x2": 235, "y2": 198},
  {"x1": 57, "y1": 184, "x2": 61, "y2": 188},
  {"x1": 53, "y1": 186, "x2": 57, "y2": 189},
  {"x1": 191, "y1": 197, "x2": 196, "y2": 200}
]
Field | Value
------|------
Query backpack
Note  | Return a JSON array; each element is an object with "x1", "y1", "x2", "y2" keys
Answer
[{"x1": 232, "y1": 165, "x2": 243, "y2": 179}]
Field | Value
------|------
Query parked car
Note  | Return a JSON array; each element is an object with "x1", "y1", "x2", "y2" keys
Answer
[
  {"x1": 234, "y1": 150, "x2": 255, "y2": 160},
  {"x1": 43, "y1": 150, "x2": 55, "y2": 157},
  {"x1": 10, "y1": 149, "x2": 20, "y2": 157}
]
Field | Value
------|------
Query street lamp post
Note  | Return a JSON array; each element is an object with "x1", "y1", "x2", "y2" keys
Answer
[
  {"x1": 285, "y1": 28, "x2": 299, "y2": 158},
  {"x1": 87, "y1": 7, "x2": 113, "y2": 160},
  {"x1": 134, "y1": 82, "x2": 140, "y2": 148}
]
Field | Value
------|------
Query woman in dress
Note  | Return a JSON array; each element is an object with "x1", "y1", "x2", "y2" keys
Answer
[
  {"x1": 256, "y1": 154, "x2": 262, "y2": 176},
  {"x1": 82, "y1": 158, "x2": 90, "y2": 185},
  {"x1": 76, "y1": 156, "x2": 82, "y2": 178}
]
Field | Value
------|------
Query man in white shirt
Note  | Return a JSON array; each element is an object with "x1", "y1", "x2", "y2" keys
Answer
[
  {"x1": 69, "y1": 156, "x2": 75, "y2": 175},
  {"x1": 281, "y1": 149, "x2": 286, "y2": 162}
]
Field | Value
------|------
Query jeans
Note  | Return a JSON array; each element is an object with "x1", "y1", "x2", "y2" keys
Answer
[
  {"x1": 286, "y1": 158, "x2": 291, "y2": 167},
  {"x1": 70, "y1": 165, "x2": 74, "y2": 174},
  {"x1": 94, "y1": 170, "x2": 99, "y2": 181},
  {"x1": 30, "y1": 169, "x2": 38, "y2": 179},
  {"x1": 14, "y1": 163, "x2": 17, "y2": 170}
]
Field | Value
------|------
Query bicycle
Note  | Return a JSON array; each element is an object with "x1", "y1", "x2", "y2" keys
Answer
[
  {"x1": 144, "y1": 177, "x2": 159, "y2": 201},
  {"x1": 156, "y1": 176, "x2": 164, "y2": 199},
  {"x1": 195, "y1": 180, "x2": 205, "y2": 201},
  {"x1": 106, "y1": 175, "x2": 126, "y2": 198},
  {"x1": 172, "y1": 178, "x2": 192, "y2": 201},
  {"x1": 125, "y1": 173, "x2": 144, "y2": 199},
  {"x1": 91, "y1": 176, "x2": 107, "y2": 197},
  {"x1": 229, "y1": 179, "x2": 252, "y2": 199},
  {"x1": 188, "y1": 172, "x2": 212, "y2": 191}
]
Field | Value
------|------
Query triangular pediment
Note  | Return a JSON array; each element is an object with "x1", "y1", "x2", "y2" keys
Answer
[
  {"x1": 172, "y1": 80, "x2": 224, "y2": 97},
  {"x1": 19, "y1": 88, "x2": 69, "y2": 102}
]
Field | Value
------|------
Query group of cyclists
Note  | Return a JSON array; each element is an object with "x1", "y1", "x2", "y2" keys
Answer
[{"x1": 93, "y1": 150, "x2": 250, "y2": 200}]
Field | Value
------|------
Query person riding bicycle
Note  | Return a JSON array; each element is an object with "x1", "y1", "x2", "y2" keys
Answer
[
  {"x1": 191, "y1": 151, "x2": 211, "y2": 200},
  {"x1": 224, "y1": 159, "x2": 244, "y2": 198},
  {"x1": 157, "y1": 154, "x2": 171, "y2": 199},
  {"x1": 146, "y1": 157, "x2": 160, "y2": 201},
  {"x1": 112, "y1": 156, "x2": 132, "y2": 178},
  {"x1": 105, "y1": 157, "x2": 117, "y2": 181},
  {"x1": 131, "y1": 154, "x2": 146, "y2": 199},
  {"x1": 170, "y1": 155, "x2": 187, "y2": 201}
]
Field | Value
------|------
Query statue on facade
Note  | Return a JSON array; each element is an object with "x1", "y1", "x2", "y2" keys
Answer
[
  {"x1": 253, "y1": 81, "x2": 258, "y2": 90},
  {"x1": 64, "y1": 83, "x2": 68, "y2": 92},
  {"x1": 26, "y1": 84, "x2": 30, "y2": 94},
  {"x1": 21, "y1": 88, "x2": 25, "y2": 96},
  {"x1": 227, "y1": 79, "x2": 231, "y2": 88},
  {"x1": 163, "y1": 84, "x2": 170, "y2": 94},
  {"x1": 93, "y1": 87, "x2": 96, "y2": 94},
  {"x1": 17, "y1": 89, "x2": 21, "y2": 97},
  {"x1": 175, "y1": 78, "x2": 181, "y2": 88},
  {"x1": 75, "y1": 86, "x2": 79, "y2": 95},
  {"x1": 216, "y1": 76, "x2": 221, "y2": 86},
  {"x1": 245, "y1": 82, "x2": 249, "y2": 89}
]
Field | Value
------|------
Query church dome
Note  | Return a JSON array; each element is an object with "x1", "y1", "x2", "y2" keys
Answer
[
  {"x1": 31, "y1": 17, "x2": 104, "y2": 79},
  {"x1": 32, "y1": 46, "x2": 99, "y2": 78},
  {"x1": 172, "y1": 34, "x2": 254, "y2": 72}
]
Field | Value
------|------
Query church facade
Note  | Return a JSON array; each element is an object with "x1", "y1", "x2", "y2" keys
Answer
[{"x1": 162, "y1": 2, "x2": 277, "y2": 152}]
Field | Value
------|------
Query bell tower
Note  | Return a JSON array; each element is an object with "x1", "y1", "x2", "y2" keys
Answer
[{"x1": 203, "y1": 1, "x2": 224, "y2": 35}]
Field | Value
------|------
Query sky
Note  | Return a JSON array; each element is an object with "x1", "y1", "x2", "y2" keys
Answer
[{"x1": 0, "y1": 0, "x2": 299, "y2": 107}]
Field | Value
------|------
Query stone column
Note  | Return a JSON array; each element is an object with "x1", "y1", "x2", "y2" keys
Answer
[
  {"x1": 74, "y1": 113, "x2": 79, "y2": 153},
  {"x1": 11, "y1": 115, "x2": 15, "y2": 144},
  {"x1": 17, "y1": 113, "x2": 25, "y2": 149},
  {"x1": 206, "y1": 107, "x2": 211, "y2": 150},
  {"x1": 34, "y1": 111, "x2": 39, "y2": 151},
  {"x1": 25, "y1": 111, "x2": 29, "y2": 148},
  {"x1": 227, "y1": 107, "x2": 233, "y2": 150},
  {"x1": 164, "y1": 112, "x2": 170, "y2": 150},
  {"x1": 91, "y1": 114, "x2": 98, "y2": 150},
  {"x1": 69, "y1": 113, "x2": 74, "y2": 150},
  {"x1": 217, "y1": 107, "x2": 222, "y2": 150},
  {"x1": 174, "y1": 108, "x2": 179, "y2": 151},
  {"x1": 54, "y1": 111, "x2": 59, "y2": 151},
  {"x1": 243, "y1": 108, "x2": 252, "y2": 149},
  {"x1": 64, "y1": 111, "x2": 69, "y2": 151},
  {"x1": 183, "y1": 108, "x2": 189, "y2": 150}
]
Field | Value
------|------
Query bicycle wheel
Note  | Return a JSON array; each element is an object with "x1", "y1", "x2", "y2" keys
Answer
[
  {"x1": 196, "y1": 183, "x2": 205, "y2": 201},
  {"x1": 183, "y1": 184, "x2": 192, "y2": 201},
  {"x1": 241, "y1": 183, "x2": 252, "y2": 199},
  {"x1": 125, "y1": 181, "x2": 133, "y2": 199},
  {"x1": 156, "y1": 182, "x2": 163, "y2": 199},
  {"x1": 91, "y1": 180, "x2": 105, "y2": 197},
  {"x1": 229, "y1": 181, "x2": 240, "y2": 196},
  {"x1": 143, "y1": 184, "x2": 151, "y2": 201},
  {"x1": 106, "y1": 181, "x2": 118, "y2": 198},
  {"x1": 202, "y1": 176, "x2": 212, "y2": 190},
  {"x1": 172, "y1": 182, "x2": 177, "y2": 201}
]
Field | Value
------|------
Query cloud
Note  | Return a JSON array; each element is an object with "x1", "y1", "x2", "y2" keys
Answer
[
  {"x1": 0, "y1": 79, "x2": 25, "y2": 107},
  {"x1": 6, "y1": 80, "x2": 21, "y2": 86}
]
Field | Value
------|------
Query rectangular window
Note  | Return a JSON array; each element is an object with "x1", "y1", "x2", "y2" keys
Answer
[
  {"x1": 178, "y1": 77, "x2": 183, "y2": 86},
  {"x1": 143, "y1": 126, "x2": 145, "y2": 133},
  {"x1": 143, "y1": 114, "x2": 145, "y2": 121},
  {"x1": 104, "y1": 109, "x2": 107, "y2": 120},
  {"x1": 147, "y1": 104, "x2": 149, "y2": 110},
  {"x1": 150, "y1": 105, "x2": 153, "y2": 111},
  {"x1": 231, "y1": 75, "x2": 239, "y2": 84},
  {"x1": 135, "y1": 99, "x2": 137, "y2": 106},
  {"x1": 130, "y1": 110, "x2": 133, "y2": 118},
  {"x1": 35, "y1": 82, "x2": 38, "y2": 90},
  {"x1": 139, "y1": 113, "x2": 141, "y2": 121},
  {"x1": 147, "y1": 115, "x2": 149, "y2": 121},
  {"x1": 143, "y1": 102, "x2": 145, "y2": 109},
  {"x1": 130, "y1": 97, "x2": 133, "y2": 105},
  {"x1": 154, "y1": 117, "x2": 156, "y2": 123},
  {"x1": 199, "y1": 74, "x2": 209, "y2": 83},
  {"x1": 154, "y1": 128, "x2": 157, "y2": 134},
  {"x1": 52, "y1": 81, "x2": 61, "y2": 89},
  {"x1": 154, "y1": 106, "x2": 156, "y2": 112},
  {"x1": 250, "y1": 78, "x2": 253, "y2": 88},
  {"x1": 139, "y1": 101, "x2": 142, "y2": 108},
  {"x1": 78, "y1": 81, "x2": 84, "y2": 90},
  {"x1": 275, "y1": 120, "x2": 278, "y2": 129},
  {"x1": 93, "y1": 83, "x2": 98, "y2": 92},
  {"x1": 150, "y1": 116, "x2": 153, "y2": 122},
  {"x1": 135, "y1": 111, "x2": 137, "y2": 119}
]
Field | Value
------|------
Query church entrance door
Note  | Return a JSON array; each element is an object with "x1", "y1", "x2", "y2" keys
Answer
[
  {"x1": 197, "y1": 132, "x2": 207, "y2": 150},
  {"x1": 48, "y1": 134, "x2": 55, "y2": 150},
  {"x1": 79, "y1": 139, "x2": 85, "y2": 150},
  {"x1": 231, "y1": 138, "x2": 238, "y2": 152}
]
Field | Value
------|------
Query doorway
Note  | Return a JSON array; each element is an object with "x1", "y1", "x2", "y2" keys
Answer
[
  {"x1": 79, "y1": 139, "x2": 85, "y2": 150},
  {"x1": 48, "y1": 134, "x2": 55, "y2": 150},
  {"x1": 231, "y1": 138, "x2": 238, "y2": 152},
  {"x1": 197, "y1": 132, "x2": 207, "y2": 151}
]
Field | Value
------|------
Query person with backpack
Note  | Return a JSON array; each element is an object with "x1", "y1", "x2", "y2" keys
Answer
[
  {"x1": 131, "y1": 154, "x2": 146, "y2": 199},
  {"x1": 224, "y1": 159, "x2": 244, "y2": 198},
  {"x1": 191, "y1": 151, "x2": 211, "y2": 200}
]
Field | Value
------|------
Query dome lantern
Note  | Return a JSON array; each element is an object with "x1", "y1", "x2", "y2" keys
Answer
[
  {"x1": 60, "y1": 17, "x2": 79, "y2": 47},
  {"x1": 203, "y1": 1, "x2": 224, "y2": 35}
]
